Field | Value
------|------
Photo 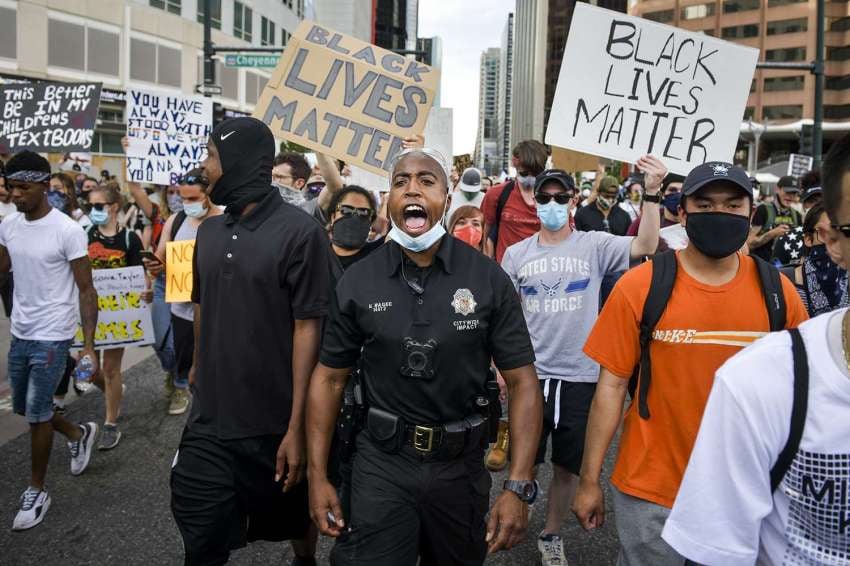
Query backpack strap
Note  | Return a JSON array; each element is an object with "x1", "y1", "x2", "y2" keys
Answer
[
  {"x1": 770, "y1": 328, "x2": 809, "y2": 492},
  {"x1": 170, "y1": 211, "x2": 187, "y2": 242},
  {"x1": 753, "y1": 255, "x2": 787, "y2": 332},
  {"x1": 636, "y1": 250, "x2": 678, "y2": 420},
  {"x1": 490, "y1": 180, "x2": 515, "y2": 247}
]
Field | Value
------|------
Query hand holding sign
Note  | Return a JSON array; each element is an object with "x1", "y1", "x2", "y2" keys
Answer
[{"x1": 635, "y1": 155, "x2": 667, "y2": 193}]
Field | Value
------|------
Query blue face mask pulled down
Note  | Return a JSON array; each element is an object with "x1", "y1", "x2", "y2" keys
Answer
[
  {"x1": 388, "y1": 219, "x2": 446, "y2": 253},
  {"x1": 89, "y1": 208, "x2": 109, "y2": 226},
  {"x1": 536, "y1": 201, "x2": 569, "y2": 231}
]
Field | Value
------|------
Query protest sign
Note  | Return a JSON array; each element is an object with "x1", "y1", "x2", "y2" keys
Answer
[
  {"x1": 551, "y1": 146, "x2": 599, "y2": 173},
  {"x1": 165, "y1": 240, "x2": 195, "y2": 303},
  {"x1": 73, "y1": 266, "x2": 154, "y2": 350},
  {"x1": 254, "y1": 21, "x2": 441, "y2": 177},
  {"x1": 787, "y1": 153, "x2": 813, "y2": 178},
  {"x1": 125, "y1": 88, "x2": 212, "y2": 185},
  {"x1": 545, "y1": 3, "x2": 758, "y2": 176},
  {"x1": 0, "y1": 82, "x2": 101, "y2": 153}
]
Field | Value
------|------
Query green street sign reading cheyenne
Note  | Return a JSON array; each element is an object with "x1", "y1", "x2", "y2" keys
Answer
[{"x1": 224, "y1": 54, "x2": 281, "y2": 68}]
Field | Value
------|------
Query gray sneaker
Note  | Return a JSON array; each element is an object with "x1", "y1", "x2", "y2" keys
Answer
[
  {"x1": 538, "y1": 532, "x2": 568, "y2": 566},
  {"x1": 68, "y1": 422, "x2": 98, "y2": 476},
  {"x1": 98, "y1": 424, "x2": 122, "y2": 451}
]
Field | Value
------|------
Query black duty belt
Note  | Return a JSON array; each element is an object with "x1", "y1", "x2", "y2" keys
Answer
[{"x1": 402, "y1": 415, "x2": 487, "y2": 456}]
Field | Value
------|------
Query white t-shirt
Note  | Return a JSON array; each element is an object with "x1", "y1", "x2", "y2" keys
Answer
[
  {"x1": 662, "y1": 309, "x2": 850, "y2": 566},
  {"x1": 0, "y1": 201, "x2": 17, "y2": 220},
  {"x1": 0, "y1": 209, "x2": 89, "y2": 341}
]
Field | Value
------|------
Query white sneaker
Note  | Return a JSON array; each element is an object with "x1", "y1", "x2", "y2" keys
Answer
[
  {"x1": 68, "y1": 422, "x2": 98, "y2": 476},
  {"x1": 538, "y1": 532, "x2": 568, "y2": 566},
  {"x1": 12, "y1": 488, "x2": 51, "y2": 531}
]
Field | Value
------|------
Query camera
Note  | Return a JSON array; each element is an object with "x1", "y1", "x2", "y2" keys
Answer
[{"x1": 400, "y1": 338, "x2": 438, "y2": 379}]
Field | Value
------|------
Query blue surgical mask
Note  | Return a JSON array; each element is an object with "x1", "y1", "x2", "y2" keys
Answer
[
  {"x1": 90, "y1": 208, "x2": 109, "y2": 225},
  {"x1": 47, "y1": 190, "x2": 67, "y2": 211},
  {"x1": 183, "y1": 201, "x2": 208, "y2": 218},
  {"x1": 536, "y1": 201, "x2": 569, "y2": 231},
  {"x1": 663, "y1": 192, "x2": 682, "y2": 216},
  {"x1": 387, "y1": 219, "x2": 446, "y2": 253}
]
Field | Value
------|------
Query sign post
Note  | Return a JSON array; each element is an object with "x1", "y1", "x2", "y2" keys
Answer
[{"x1": 225, "y1": 54, "x2": 281, "y2": 68}]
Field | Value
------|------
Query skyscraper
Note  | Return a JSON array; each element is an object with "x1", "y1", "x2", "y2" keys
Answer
[
  {"x1": 498, "y1": 13, "x2": 515, "y2": 173},
  {"x1": 417, "y1": 36, "x2": 443, "y2": 107},
  {"x1": 474, "y1": 48, "x2": 501, "y2": 175},
  {"x1": 511, "y1": 0, "x2": 548, "y2": 147}
]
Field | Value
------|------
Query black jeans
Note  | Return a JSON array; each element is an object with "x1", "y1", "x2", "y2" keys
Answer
[{"x1": 331, "y1": 434, "x2": 490, "y2": 566}]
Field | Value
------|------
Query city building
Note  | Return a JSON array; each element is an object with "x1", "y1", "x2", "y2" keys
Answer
[
  {"x1": 0, "y1": 0, "x2": 305, "y2": 158},
  {"x1": 630, "y1": 0, "x2": 850, "y2": 167},
  {"x1": 511, "y1": 0, "x2": 548, "y2": 147},
  {"x1": 497, "y1": 12, "x2": 514, "y2": 173},
  {"x1": 474, "y1": 48, "x2": 501, "y2": 175},
  {"x1": 313, "y1": 0, "x2": 372, "y2": 41},
  {"x1": 374, "y1": 0, "x2": 418, "y2": 51},
  {"x1": 417, "y1": 36, "x2": 443, "y2": 106}
]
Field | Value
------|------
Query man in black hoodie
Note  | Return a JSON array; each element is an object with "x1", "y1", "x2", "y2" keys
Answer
[{"x1": 170, "y1": 117, "x2": 333, "y2": 566}]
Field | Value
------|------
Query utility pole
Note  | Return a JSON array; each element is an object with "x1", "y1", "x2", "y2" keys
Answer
[
  {"x1": 813, "y1": 0, "x2": 825, "y2": 167},
  {"x1": 202, "y1": 0, "x2": 215, "y2": 98}
]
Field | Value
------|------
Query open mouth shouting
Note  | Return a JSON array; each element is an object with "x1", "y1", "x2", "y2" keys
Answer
[{"x1": 402, "y1": 203, "x2": 430, "y2": 236}]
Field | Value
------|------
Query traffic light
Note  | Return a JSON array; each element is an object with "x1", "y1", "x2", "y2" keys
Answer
[{"x1": 799, "y1": 123, "x2": 814, "y2": 156}]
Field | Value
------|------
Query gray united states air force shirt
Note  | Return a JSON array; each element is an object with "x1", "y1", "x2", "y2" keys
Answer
[{"x1": 501, "y1": 230, "x2": 632, "y2": 383}]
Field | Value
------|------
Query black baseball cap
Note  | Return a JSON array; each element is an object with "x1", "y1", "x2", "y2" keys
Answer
[
  {"x1": 802, "y1": 186, "x2": 822, "y2": 203},
  {"x1": 777, "y1": 175, "x2": 800, "y2": 192},
  {"x1": 534, "y1": 169, "x2": 576, "y2": 194},
  {"x1": 682, "y1": 162, "x2": 753, "y2": 198}
]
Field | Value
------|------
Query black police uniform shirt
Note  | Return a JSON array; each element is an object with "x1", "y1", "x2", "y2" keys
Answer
[
  {"x1": 321, "y1": 235, "x2": 536, "y2": 425},
  {"x1": 189, "y1": 190, "x2": 333, "y2": 439},
  {"x1": 574, "y1": 202, "x2": 632, "y2": 236}
]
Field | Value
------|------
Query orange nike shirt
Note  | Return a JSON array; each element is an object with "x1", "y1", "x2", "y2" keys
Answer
[{"x1": 583, "y1": 252, "x2": 808, "y2": 508}]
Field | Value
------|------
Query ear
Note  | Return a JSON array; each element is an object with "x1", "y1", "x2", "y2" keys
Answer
[{"x1": 294, "y1": 178, "x2": 307, "y2": 191}]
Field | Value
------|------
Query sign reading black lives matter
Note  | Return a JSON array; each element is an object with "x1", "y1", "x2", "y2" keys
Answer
[
  {"x1": 0, "y1": 81, "x2": 101, "y2": 154},
  {"x1": 254, "y1": 21, "x2": 440, "y2": 177},
  {"x1": 545, "y1": 4, "x2": 758, "y2": 176},
  {"x1": 125, "y1": 88, "x2": 213, "y2": 185}
]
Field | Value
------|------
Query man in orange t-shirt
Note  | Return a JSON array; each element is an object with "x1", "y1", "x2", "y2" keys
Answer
[{"x1": 572, "y1": 162, "x2": 808, "y2": 566}]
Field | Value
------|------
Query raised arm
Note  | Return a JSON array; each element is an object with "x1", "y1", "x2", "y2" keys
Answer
[
  {"x1": 630, "y1": 155, "x2": 665, "y2": 258},
  {"x1": 315, "y1": 153, "x2": 345, "y2": 213}
]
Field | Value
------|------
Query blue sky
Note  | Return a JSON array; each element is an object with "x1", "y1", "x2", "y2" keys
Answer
[{"x1": 419, "y1": 1, "x2": 515, "y2": 155}]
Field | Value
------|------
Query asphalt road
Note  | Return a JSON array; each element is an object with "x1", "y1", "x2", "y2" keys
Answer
[{"x1": 0, "y1": 355, "x2": 621, "y2": 566}]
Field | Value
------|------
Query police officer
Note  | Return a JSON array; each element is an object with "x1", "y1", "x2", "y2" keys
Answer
[{"x1": 306, "y1": 148, "x2": 544, "y2": 565}]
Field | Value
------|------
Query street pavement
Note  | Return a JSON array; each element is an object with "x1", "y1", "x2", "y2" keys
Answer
[{"x1": 0, "y1": 354, "x2": 621, "y2": 565}]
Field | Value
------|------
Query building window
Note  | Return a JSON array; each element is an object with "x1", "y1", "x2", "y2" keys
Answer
[
  {"x1": 643, "y1": 10, "x2": 674, "y2": 23},
  {"x1": 282, "y1": 30, "x2": 291, "y2": 47},
  {"x1": 131, "y1": 38, "x2": 182, "y2": 87},
  {"x1": 48, "y1": 19, "x2": 85, "y2": 71},
  {"x1": 0, "y1": 7, "x2": 15, "y2": 60},
  {"x1": 245, "y1": 72, "x2": 268, "y2": 105},
  {"x1": 768, "y1": 0, "x2": 806, "y2": 6},
  {"x1": 196, "y1": 0, "x2": 222, "y2": 29},
  {"x1": 215, "y1": 60, "x2": 239, "y2": 100},
  {"x1": 297, "y1": 0, "x2": 304, "y2": 17},
  {"x1": 765, "y1": 47, "x2": 806, "y2": 62},
  {"x1": 723, "y1": 0, "x2": 759, "y2": 13},
  {"x1": 150, "y1": 0, "x2": 182, "y2": 15},
  {"x1": 261, "y1": 16, "x2": 275, "y2": 46},
  {"x1": 763, "y1": 105, "x2": 803, "y2": 120},
  {"x1": 744, "y1": 106, "x2": 755, "y2": 120},
  {"x1": 825, "y1": 105, "x2": 850, "y2": 120},
  {"x1": 828, "y1": 16, "x2": 850, "y2": 31},
  {"x1": 681, "y1": 3, "x2": 715, "y2": 20},
  {"x1": 87, "y1": 29, "x2": 120, "y2": 76},
  {"x1": 722, "y1": 24, "x2": 760, "y2": 38},
  {"x1": 828, "y1": 46, "x2": 850, "y2": 61},
  {"x1": 767, "y1": 18, "x2": 808, "y2": 35},
  {"x1": 764, "y1": 76, "x2": 805, "y2": 91},
  {"x1": 234, "y1": 2, "x2": 253, "y2": 42},
  {"x1": 826, "y1": 75, "x2": 850, "y2": 90}
]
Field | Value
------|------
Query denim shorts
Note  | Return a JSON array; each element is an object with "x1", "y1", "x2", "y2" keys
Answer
[{"x1": 8, "y1": 337, "x2": 73, "y2": 424}]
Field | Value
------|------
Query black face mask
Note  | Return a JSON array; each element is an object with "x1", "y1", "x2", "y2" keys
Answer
[
  {"x1": 685, "y1": 212, "x2": 750, "y2": 259},
  {"x1": 332, "y1": 215, "x2": 372, "y2": 250}
]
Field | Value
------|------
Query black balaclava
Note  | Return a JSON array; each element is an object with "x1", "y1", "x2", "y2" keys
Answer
[{"x1": 208, "y1": 117, "x2": 275, "y2": 217}]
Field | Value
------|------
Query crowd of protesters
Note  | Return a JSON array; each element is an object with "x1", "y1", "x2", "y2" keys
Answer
[{"x1": 1, "y1": 116, "x2": 850, "y2": 566}]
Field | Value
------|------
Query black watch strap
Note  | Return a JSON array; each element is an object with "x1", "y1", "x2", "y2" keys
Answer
[{"x1": 643, "y1": 192, "x2": 662, "y2": 203}]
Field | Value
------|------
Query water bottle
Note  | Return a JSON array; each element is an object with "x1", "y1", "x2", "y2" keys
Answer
[{"x1": 75, "y1": 355, "x2": 95, "y2": 383}]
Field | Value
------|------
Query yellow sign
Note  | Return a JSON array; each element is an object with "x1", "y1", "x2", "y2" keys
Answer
[
  {"x1": 166, "y1": 240, "x2": 195, "y2": 303},
  {"x1": 254, "y1": 21, "x2": 440, "y2": 177}
]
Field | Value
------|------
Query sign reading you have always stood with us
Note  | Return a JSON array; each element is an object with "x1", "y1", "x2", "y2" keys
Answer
[
  {"x1": 545, "y1": 4, "x2": 758, "y2": 176},
  {"x1": 254, "y1": 21, "x2": 440, "y2": 177},
  {"x1": 126, "y1": 88, "x2": 213, "y2": 185},
  {"x1": 0, "y1": 81, "x2": 102, "y2": 154}
]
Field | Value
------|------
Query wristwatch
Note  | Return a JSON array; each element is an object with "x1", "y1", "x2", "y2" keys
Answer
[
  {"x1": 643, "y1": 192, "x2": 662, "y2": 204},
  {"x1": 503, "y1": 479, "x2": 539, "y2": 504}
]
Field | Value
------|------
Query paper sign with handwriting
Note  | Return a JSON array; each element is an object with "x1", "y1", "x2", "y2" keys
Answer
[
  {"x1": 73, "y1": 267, "x2": 154, "y2": 349},
  {"x1": 165, "y1": 240, "x2": 195, "y2": 303}
]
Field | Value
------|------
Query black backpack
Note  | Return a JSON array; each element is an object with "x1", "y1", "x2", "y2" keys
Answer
[
  {"x1": 630, "y1": 250, "x2": 787, "y2": 420},
  {"x1": 770, "y1": 327, "x2": 809, "y2": 492},
  {"x1": 488, "y1": 180, "x2": 516, "y2": 247}
]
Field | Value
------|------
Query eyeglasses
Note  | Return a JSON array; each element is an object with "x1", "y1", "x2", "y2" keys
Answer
[
  {"x1": 89, "y1": 202, "x2": 112, "y2": 211},
  {"x1": 831, "y1": 223, "x2": 850, "y2": 238},
  {"x1": 338, "y1": 204, "x2": 373, "y2": 219},
  {"x1": 178, "y1": 174, "x2": 208, "y2": 186},
  {"x1": 534, "y1": 193, "x2": 573, "y2": 205}
]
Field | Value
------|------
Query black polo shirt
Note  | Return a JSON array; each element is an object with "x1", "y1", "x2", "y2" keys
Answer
[
  {"x1": 575, "y1": 203, "x2": 632, "y2": 236},
  {"x1": 321, "y1": 236, "x2": 535, "y2": 424},
  {"x1": 189, "y1": 190, "x2": 333, "y2": 439}
]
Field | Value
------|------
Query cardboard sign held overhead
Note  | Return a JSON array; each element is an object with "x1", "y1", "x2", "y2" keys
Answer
[
  {"x1": 551, "y1": 147, "x2": 599, "y2": 173},
  {"x1": 254, "y1": 21, "x2": 441, "y2": 177},
  {"x1": 545, "y1": 4, "x2": 758, "y2": 176}
]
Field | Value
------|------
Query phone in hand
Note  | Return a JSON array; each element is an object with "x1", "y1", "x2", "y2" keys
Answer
[{"x1": 140, "y1": 251, "x2": 161, "y2": 264}]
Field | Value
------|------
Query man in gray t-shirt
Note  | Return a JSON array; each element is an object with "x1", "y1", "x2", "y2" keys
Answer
[{"x1": 501, "y1": 161, "x2": 665, "y2": 565}]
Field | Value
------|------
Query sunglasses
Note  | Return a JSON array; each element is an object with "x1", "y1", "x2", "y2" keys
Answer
[
  {"x1": 89, "y1": 202, "x2": 113, "y2": 211},
  {"x1": 534, "y1": 193, "x2": 573, "y2": 205},
  {"x1": 831, "y1": 223, "x2": 850, "y2": 238},
  {"x1": 178, "y1": 175, "x2": 208, "y2": 186},
  {"x1": 338, "y1": 204, "x2": 373, "y2": 219}
]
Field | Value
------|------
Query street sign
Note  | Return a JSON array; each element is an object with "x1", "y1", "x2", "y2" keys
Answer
[
  {"x1": 224, "y1": 54, "x2": 281, "y2": 68},
  {"x1": 787, "y1": 153, "x2": 814, "y2": 178},
  {"x1": 195, "y1": 83, "x2": 223, "y2": 96}
]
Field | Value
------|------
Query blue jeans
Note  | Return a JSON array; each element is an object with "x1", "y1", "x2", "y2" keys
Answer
[
  {"x1": 8, "y1": 337, "x2": 73, "y2": 423},
  {"x1": 152, "y1": 275, "x2": 176, "y2": 373}
]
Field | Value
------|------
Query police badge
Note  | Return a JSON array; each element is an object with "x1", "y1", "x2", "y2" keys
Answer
[{"x1": 451, "y1": 288, "x2": 477, "y2": 316}]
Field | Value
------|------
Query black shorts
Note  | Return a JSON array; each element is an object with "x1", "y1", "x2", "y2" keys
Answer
[
  {"x1": 534, "y1": 379, "x2": 596, "y2": 475},
  {"x1": 171, "y1": 426, "x2": 310, "y2": 566}
]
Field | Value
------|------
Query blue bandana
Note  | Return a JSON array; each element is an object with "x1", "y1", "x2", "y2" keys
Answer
[{"x1": 6, "y1": 170, "x2": 50, "y2": 183}]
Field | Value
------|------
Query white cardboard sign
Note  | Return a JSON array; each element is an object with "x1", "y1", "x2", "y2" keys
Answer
[{"x1": 545, "y1": 4, "x2": 758, "y2": 176}]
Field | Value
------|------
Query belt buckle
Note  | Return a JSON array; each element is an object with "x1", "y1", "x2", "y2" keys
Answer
[{"x1": 413, "y1": 425, "x2": 435, "y2": 453}]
